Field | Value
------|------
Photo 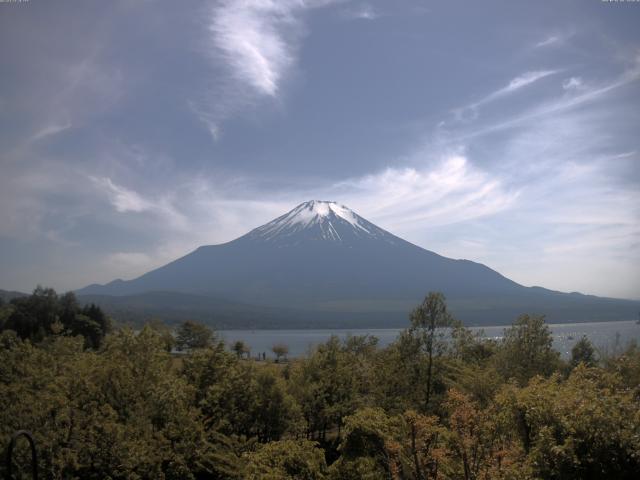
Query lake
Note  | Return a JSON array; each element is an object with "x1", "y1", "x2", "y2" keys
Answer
[{"x1": 219, "y1": 320, "x2": 640, "y2": 359}]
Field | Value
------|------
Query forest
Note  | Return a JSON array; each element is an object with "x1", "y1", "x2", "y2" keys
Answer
[{"x1": 1, "y1": 288, "x2": 639, "y2": 479}]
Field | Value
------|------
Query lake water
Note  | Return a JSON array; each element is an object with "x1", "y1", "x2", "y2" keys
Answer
[{"x1": 219, "y1": 320, "x2": 640, "y2": 359}]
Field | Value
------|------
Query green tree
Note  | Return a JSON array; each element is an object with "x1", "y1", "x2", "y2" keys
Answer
[
  {"x1": 443, "y1": 388, "x2": 522, "y2": 480},
  {"x1": 181, "y1": 341, "x2": 236, "y2": 403},
  {"x1": 289, "y1": 335, "x2": 369, "y2": 441},
  {"x1": 146, "y1": 319, "x2": 176, "y2": 352},
  {"x1": 494, "y1": 314, "x2": 561, "y2": 385},
  {"x1": 80, "y1": 303, "x2": 111, "y2": 345},
  {"x1": 334, "y1": 407, "x2": 396, "y2": 479},
  {"x1": 68, "y1": 313, "x2": 103, "y2": 349},
  {"x1": 253, "y1": 368, "x2": 303, "y2": 442},
  {"x1": 330, "y1": 407, "x2": 444, "y2": 480},
  {"x1": 570, "y1": 336, "x2": 597, "y2": 368},
  {"x1": 198, "y1": 360, "x2": 302, "y2": 442},
  {"x1": 0, "y1": 300, "x2": 12, "y2": 332},
  {"x1": 0, "y1": 327, "x2": 225, "y2": 479},
  {"x1": 272, "y1": 343, "x2": 289, "y2": 362},
  {"x1": 500, "y1": 365, "x2": 640, "y2": 479},
  {"x1": 175, "y1": 320, "x2": 214, "y2": 351},
  {"x1": 1, "y1": 288, "x2": 110, "y2": 348},
  {"x1": 450, "y1": 323, "x2": 496, "y2": 365},
  {"x1": 604, "y1": 341, "x2": 640, "y2": 390},
  {"x1": 408, "y1": 292, "x2": 457, "y2": 410},
  {"x1": 58, "y1": 290, "x2": 79, "y2": 329},
  {"x1": 5, "y1": 286, "x2": 59, "y2": 341},
  {"x1": 244, "y1": 440, "x2": 327, "y2": 479},
  {"x1": 373, "y1": 330, "x2": 425, "y2": 413},
  {"x1": 401, "y1": 410, "x2": 443, "y2": 480},
  {"x1": 233, "y1": 340, "x2": 250, "y2": 359}
]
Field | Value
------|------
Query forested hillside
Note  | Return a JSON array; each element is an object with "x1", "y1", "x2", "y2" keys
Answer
[{"x1": 1, "y1": 290, "x2": 639, "y2": 479}]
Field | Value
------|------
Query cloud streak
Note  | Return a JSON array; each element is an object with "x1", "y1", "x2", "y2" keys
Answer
[
  {"x1": 450, "y1": 70, "x2": 559, "y2": 123},
  {"x1": 30, "y1": 122, "x2": 72, "y2": 143},
  {"x1": 470, "y1": 70, "x2": 558, "y2": 111},
  {"x1": 196, "y1": 0, "x2": 344, "y2": 138},
  {"x1": 340, "y1": 3, "x2": 379, "y2": 21},
  {"x1": 450, "y1": 53, "x2": 640, "y2": 142},
  {"x1": 210, "y1": 0, "x2": 299, "y2": 97},
  {"x1": 91, "y1": 177, "x2": 153, "y2": 213},
  {"x1": 534, "y1": 30, "x2": 575, "y2": 49},
  {"x1": 332, "y1": 155, "x2": 518, "y2": 231}
]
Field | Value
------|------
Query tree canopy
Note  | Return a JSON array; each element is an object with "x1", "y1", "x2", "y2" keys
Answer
[
  {"x1": 0, "y1": 286, "x2": 110, "y2": 348},
  {"x1": 175, "y1": 320, "x2": 214, "y2": 351},
  {"x1": 1, "y1": 290, "x2": 638, "y2": 479}
]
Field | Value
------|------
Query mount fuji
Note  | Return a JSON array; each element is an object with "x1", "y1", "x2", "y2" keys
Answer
[{"x1": 77, "y1": 201, "x2": 639, "y2": 328}]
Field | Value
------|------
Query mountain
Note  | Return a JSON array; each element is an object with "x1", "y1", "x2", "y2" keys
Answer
[
  {"x1": 77, "y1": 200, "x2": 640, "y2": 327},
  {"x1": 0, "y1": 289, "x2": 29, "y2": 303}
]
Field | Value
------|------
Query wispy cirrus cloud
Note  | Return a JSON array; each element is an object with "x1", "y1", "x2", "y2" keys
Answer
[
  {"x1": 450, "y1": 53, "x2": 640, "y2": 141},
  {"x1": 534, "y1": 30, "x2": 575, "y2": 49},
  {"x1": 29, "y1": 122, "x2": 73, "y2": 143},
  {"x1": 535, "y1": 35, "x2": 561, "y2": 48},
  {"x1": 91, "y1": 177, "x2": 153, "y2": 213},
  {"x1": 340, "y1": 3, "x2": 379, "y2": 21},
  {"x1": 210, "y1": 0, "x2": 300, "y2": 97},
  {"x1": 562, "y1": 76, "x2": 583, "y2": 91},
  {"x1": 90, "y1": 175, "x2": 191, "y2": 233},
  {"x1": 425, "y1": 57, "x2": 640, "y2": 297},
  {"x1": 473, "y1": 70, "x2": 558, "y2": 109},
  {"x1": 331, "y1": 155, "x2": 518, "y2": 231},
  {"x1": 451, "y1": 70, "x2": 559, "y2": 123},
  {"x1": 194, "y1": 0, "x2": 344, "y2": 138},
  {"x1": 501, "y1": 70, "x2": 559, "y2": 93}
]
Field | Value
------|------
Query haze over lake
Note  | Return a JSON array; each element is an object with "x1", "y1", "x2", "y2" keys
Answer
[{"x1": 220, "y1": 320, "x2": 640, "y2": 359}]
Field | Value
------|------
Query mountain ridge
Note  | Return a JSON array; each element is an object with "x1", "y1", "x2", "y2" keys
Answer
[{"x1": 77, "y1": 201, "x2": 640, "y2": 327}]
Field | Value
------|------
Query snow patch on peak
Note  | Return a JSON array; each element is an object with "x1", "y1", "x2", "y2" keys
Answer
[
  {"x1": 285, "y1": 200, "x2": 371, "y2": 233},
  {"x1": 327, "y1": 203, "x2": 369, "y2": 232},
  {"x1": 306, "y1": 200, "x2": 332, "y2": 217},
  {"x1": 245, "y1": 200, "x2": 396, "y2": 244}
]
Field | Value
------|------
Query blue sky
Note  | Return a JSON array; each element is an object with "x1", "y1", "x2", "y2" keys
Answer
[{"x1": 1, "y1": 0, "x2": 639, "y2": 299}]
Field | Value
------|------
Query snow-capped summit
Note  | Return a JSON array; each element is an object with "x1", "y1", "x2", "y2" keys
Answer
[{"x1": 245, "y1": 200, "x2": 397, "y2": 246}]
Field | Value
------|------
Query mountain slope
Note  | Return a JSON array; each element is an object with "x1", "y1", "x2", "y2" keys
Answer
[
  {"x1": 78, "y1": 200, "x2": 639, "y2": 326},
  {"x1": 0, "y1": 289, "x2": 29, "y2": 303}
]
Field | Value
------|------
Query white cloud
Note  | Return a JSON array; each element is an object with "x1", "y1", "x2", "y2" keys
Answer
[
  {"x1": 92, "y1": 177, "x2": 152, "y2": 213},
  {"x1": 341, "y1": 3, "x2": 379, "y2": 21},
  {"x1": 534, "y1": 31, "x2": 574, "y2": 49},
  {"x1": 477, "y1": 70, "x2": 558, "y2": 107},
  {"x1": 30, "y1": 121, "x2": 72, "y2": 143},
  {"x1": 333, "y1": 155, "x2": 518, "y2": 231},
  {"x1": 210, "y1": 1, "x2": 299, "y2": 97},
  {"x1": 505, "y1": 70, "x2": 557, "y2": 92},
  {"x1": 448, "y1": 55, "x2": 640, "y2": 143},
  {"x1": 535, "y1": 35, "x2": 560, "y2": 48},
  {"x1": 362, "y1": 52, "x2": 640, "y2": 298},
  {"x1": 452, "y1": 70, "x2": 559, "y2": 123},
  {"x1": 194, "y1": 0, "x2": 344, "y2": 139},
  {"x1": 562, "y1": 76, "x2": 583, "y2": 91},
  {"x1": 446, "y1": 85, "x2": 639, "y2": 297},
  {"x1": 504, "y1": 154, "x2": 640, "y2": 297},
  {"x1": 187, "y1": 100, "x2": 221, "y2": 140},
  {"x1": 106, "y1": 252, "x2": 154, "y2": 270}
]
